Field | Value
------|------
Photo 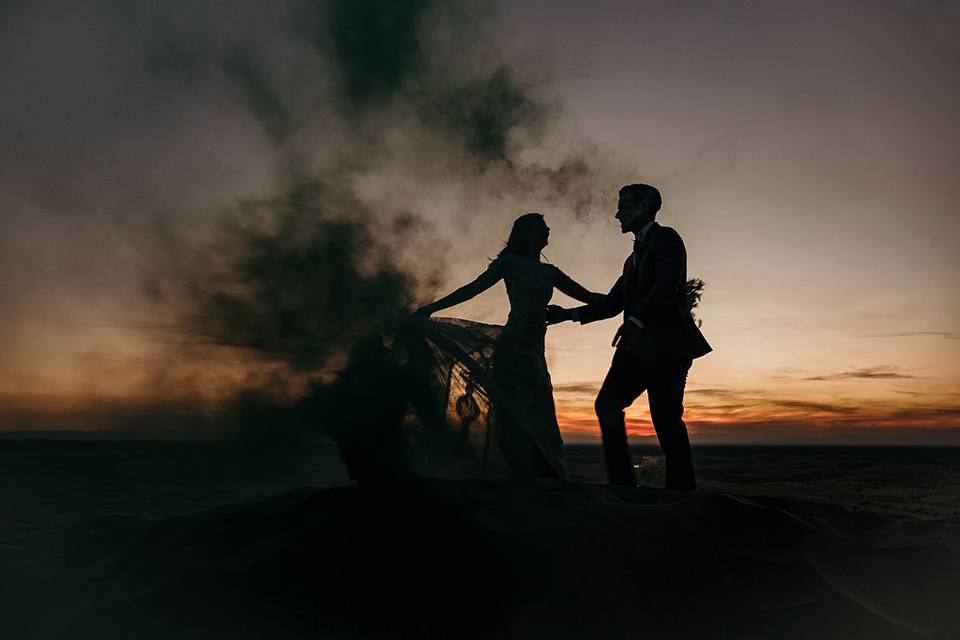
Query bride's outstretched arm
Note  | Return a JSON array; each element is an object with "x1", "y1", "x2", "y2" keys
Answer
[
  {"x1": 553, "y1": 268, "x2": 606, "y2": 305},
  {"x1": 416, "y1": 261, "x2": 503, "y2": 316}
]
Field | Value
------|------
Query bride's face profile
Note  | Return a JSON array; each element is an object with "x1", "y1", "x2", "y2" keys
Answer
[
  {"x1": 503, "y1": 213, "x2": 549, "y2": 259},
  {"x1": 533, "y1": 219, "x2": 550, "y2": 251}
]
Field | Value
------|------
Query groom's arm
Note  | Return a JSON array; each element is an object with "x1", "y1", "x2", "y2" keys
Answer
[{"x1": 555, "y1": 275, "x2": 623, "y2": 325}]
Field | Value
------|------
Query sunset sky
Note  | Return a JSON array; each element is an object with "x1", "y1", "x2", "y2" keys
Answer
[{"x1": 1, "y1": 0, "x2": 958, "y2": 443}]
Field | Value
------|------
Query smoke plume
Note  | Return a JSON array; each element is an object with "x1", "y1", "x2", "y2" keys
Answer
[{"x1": 0, "y1": 0, "x2": 627, "y2": 466}]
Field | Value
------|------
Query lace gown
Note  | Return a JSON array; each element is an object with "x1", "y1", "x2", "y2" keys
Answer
[
  {"x1": 451, "y1": 254, "x2": 588, "y2": 479},
  {"x1": 326, "y1": 254, "x2": 601, "y2": 484}
]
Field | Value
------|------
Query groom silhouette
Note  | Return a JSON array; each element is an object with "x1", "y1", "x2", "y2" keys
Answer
[{"x1": 547, "y1": 184, "x2": 710, "y2": 490}]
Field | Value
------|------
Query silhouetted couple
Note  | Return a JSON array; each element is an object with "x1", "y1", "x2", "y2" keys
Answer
[{"x1": 416, "y1": 184, "x2": 711, "y2": 491}]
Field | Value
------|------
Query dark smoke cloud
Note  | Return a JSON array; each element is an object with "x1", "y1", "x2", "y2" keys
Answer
[
  {"x1": 187, "y1": 180, "x2": 416, "y2": 369},
  {"x1": 151, "y1": 0, "x2": 619, "y2": 369},
  {"x1": 425, "y1": 66, "x2": 548, "y2": 164},
  {"x1": 107, "y1": 0, "x2": 546, "y2": 166},
  {"x1": 0, "y1": 0, "x2": 627, "y2": 467},
  {"x1": 322, "y1": 0, "x2": 434, "y2": 108},
  {"x1": 153, "y1": 0, "x2": 619, "y2": 478}
]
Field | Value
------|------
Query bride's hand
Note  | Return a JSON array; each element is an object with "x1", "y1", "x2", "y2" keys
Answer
[
  {"x1": 399, "y1": 307, "x2": 432, "y2": 335},
  {"x1": 410, "y1": 305, "x2": 434, "y2": 320}
]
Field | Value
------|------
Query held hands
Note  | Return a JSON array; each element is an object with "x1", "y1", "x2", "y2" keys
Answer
[
  {"x1": 611, "y1": 321, "x2": 641, "y2": 350},
  {"x1": 545, "y1": 305, "x2": 571, "y2": 325}
]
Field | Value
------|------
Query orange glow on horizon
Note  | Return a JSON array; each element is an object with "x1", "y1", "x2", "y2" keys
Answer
[{"x1": 555, "y1": 402, "x2": 960, "y2": 443}]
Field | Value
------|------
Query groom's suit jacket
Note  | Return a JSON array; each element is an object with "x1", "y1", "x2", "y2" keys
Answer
[{"x1": 575, "y1": 222, "x2": 711, "y2": 363}]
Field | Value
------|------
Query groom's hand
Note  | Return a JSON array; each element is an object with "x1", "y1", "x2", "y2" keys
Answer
[
  {"x1": 612, "y1": 321, "x2": 641, "y2": 350},
  {"x1": 545, "y1": 305, "x2": 571, "y2": 325}
]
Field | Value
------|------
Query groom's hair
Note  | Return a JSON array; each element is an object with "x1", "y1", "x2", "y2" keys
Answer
[{"x1": 620, "y1": 184, "x2": 661, "y2": 215}]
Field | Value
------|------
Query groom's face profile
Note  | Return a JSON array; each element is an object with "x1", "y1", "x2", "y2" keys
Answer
[{"x1": 615, "y1": 193, "x2": 652, "y2": 235}]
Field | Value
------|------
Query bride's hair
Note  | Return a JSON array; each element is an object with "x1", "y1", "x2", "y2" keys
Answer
[{"x1": 497, "y1": 213, "x2": 545, "y2": 259}]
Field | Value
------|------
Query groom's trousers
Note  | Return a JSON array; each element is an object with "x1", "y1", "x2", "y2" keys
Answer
[{"x1": 595, "y1": 348, "x2": 695, "y2": 491}]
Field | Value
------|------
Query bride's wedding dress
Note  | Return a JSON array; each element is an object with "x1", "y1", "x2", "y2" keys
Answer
[{"x1": 408, "y1": 254, "x2": 601, "y2": 480}]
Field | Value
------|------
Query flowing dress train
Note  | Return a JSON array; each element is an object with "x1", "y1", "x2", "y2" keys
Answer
[{"x1": 415, "y1": 254, "x2": 581, "y2": 479}]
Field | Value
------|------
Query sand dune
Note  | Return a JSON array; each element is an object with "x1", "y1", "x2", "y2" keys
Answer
[{"x1": 2, "y1": 475, "x2": 958, "y2": 640}]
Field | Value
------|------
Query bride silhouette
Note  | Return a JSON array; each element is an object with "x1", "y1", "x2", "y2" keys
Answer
[{"x1": 415, "y1": 214, "x2": 604, "y2": 479}]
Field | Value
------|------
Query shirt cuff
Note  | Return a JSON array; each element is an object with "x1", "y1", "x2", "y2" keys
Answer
[
  {"x1": 627, "y1": 316, "x2": 644, "y2": 328},
  {"x1": 570, "y1": 308, "x2": 581, "y2": 323}
]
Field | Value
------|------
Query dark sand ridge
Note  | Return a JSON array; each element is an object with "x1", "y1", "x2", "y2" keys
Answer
[{"x1": 2, "y1": 475, "x2": 958, "y2": 640}]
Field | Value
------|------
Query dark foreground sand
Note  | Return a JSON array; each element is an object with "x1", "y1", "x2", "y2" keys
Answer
[{"x1": 2, "y1": 467, "x2": 959, "y2": 640}]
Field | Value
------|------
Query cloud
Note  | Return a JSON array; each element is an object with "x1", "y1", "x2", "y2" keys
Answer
[
  {"x1": 867, "y1": 331, "x2": 960, "y2": 340},
  {"x1": 767, "y1": 399, "x2": 862, "y2": 414},
  {"x1": 685, "y1": 388, "x2": 744, "y2": 399},
  {"x1": 803, "y1": 366, "x2": 917, "y2": 381},
  {"x1": 553, "y1": 382, "x2": 600, "y2": 395}
]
